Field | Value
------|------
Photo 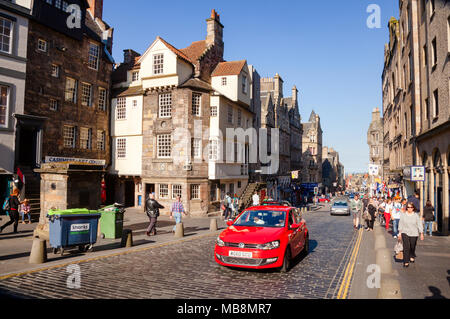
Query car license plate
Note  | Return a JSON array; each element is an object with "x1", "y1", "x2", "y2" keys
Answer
[{"x1": 229, "y1": 251, "x2": 253, "y2": 258}]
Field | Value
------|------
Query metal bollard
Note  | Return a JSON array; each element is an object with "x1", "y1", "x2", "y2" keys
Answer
[
  {"x1": 175, "y1": 222, "x2": 184, "y2": 238},
  {"x1": 210, "y1": 218, "x2": 218, "y2": 231},
  {"x1": 120, "y1": 229, "x2": 133, "y2": 248},
  {"x1": 29, "y1": 237, "x2": 47, "y2": 264}
]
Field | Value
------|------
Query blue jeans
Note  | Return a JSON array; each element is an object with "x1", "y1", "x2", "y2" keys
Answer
[
  {"x1": 424, "y1": 221, "x2": 433, "y2": 236},
  {"x1": 393, "y1": 219, "x2": 400, "y2": 236},
  {"x1": 172, "y1": 212, "x2": 182, "y2": 231},
  {"x1": 21, "y1": 212, "x2": 31, "y2": 223}
]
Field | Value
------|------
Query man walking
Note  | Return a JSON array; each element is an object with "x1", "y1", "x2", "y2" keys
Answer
[
  {"x1": 170, "y1": 195, "x2": 187, "y2": 233},
  {"x1": 252, "y1": 191, "x2": 260, "y2": 207},
  {"x1": 145, "y1": 193, "x2": 164, "y2": 236},
  {"x1": 350, "y1": 194, "x2": 363, "y2": 230}
]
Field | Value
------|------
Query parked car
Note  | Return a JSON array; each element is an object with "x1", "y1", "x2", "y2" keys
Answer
[
  {"x1": 318, "y1": 196, "x2": 331, "y2": 203},
  {"x1": 330, "y1": 201, "x2": 350, "y2": 216},
  {"x1": 214, "y1": 206, "x2": 309, "y2": 272}
]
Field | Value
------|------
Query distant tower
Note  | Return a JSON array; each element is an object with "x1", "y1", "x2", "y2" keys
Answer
[{"x1": 292, "y1": 85, "x2": 298, "y2": 107}]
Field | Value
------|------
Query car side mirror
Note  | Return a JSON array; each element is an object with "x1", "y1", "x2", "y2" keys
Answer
[
  {"x1": 290, "y1": 223, "x2": 300, "y2": 230},
  {"x1": 226, "y1": 221, "x2": 234, "y2": 227}
]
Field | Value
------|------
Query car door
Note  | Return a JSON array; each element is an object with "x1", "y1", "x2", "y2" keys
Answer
[
  {"x1": 294, "y1": 209, "x2": 306, "y2": 252},
  {"x1": 287, "y1": 209, "x2": 302, "y2": 256}
]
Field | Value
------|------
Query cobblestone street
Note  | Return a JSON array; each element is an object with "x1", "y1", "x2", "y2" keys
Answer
[{"x1": 0, "y1": 204, "x2": 360, "y2": 299}]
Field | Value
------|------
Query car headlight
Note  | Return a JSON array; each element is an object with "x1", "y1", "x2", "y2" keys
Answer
[
  {"x1": 256, "y1": 240, "x2": 280, "y2": 250},
  {"x1": 216, "y1": 237, "x2": 225, "y2": 247}
]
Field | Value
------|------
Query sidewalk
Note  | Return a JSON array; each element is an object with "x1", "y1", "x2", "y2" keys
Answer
[
  {"x1": 350, "y1": 220, "x2": 450, "y2": 299},
  {"x1": 0, "y1": 208, "x2": 226, "y2": 277}
]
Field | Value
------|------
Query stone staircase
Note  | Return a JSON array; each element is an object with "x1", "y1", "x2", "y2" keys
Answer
[
  {"x1": 239, "y1": 182, "x2": 266, "y2": 211},
  {"x1": 19, "y1": 166, "x2": 41, "y2": 222}
]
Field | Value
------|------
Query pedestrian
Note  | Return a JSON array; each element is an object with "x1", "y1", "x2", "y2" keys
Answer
[
  {"x1": 366, "y1": 199, "x2": 377, "y2": 231},
  {"x1": 170, "y1": 195, "x2": 187, "y2": 233},
  {"x1": 0, "y1": 188, "x2": 22, "y2": 234},
  {"x1": 223, "y1": 193, "x2": 232, "y2": 220},
  {"x1": 422, "y1": 200, "x2": 435, "y2": 236},
  {"x1": 20, "y1": 199, "x2": 31, "y2": 224},
  {"x1": 398, "y1": 202, "x2": 424, "y2": 267},
  {"x1": 252, "y1": 191, "x2": 260, "y2": 207},
  {"x1": 145, "y1": 193, "x2": 164, "y2": 236},
  {"x1": 392, "y1": 197, "x2": 402, "y2": 238},
  {"x1": 362, "y1": 194, "x2": 369, "y2": 213},
  {"x1": 231, "y1": 193, "x2": 239, "y2": 219},
  {"x1": 384, "y1": 198, "x2": 393, "y2": 231},
  {"x1": 378, "y1": 198, "x2": 386, "y2": 225},
  {"x1": 408, "y1": 191, "x2": 421, "y2": 214},
  {"x1": 350, "y1": 194, "x2": 363, "y2": 230}
]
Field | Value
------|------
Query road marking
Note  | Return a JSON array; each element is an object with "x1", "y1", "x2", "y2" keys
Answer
[
  {"x1": 336, "y1": 228, "x2": 363, "y2": 299},
  {"x1": 0, "y1": 232, "x2": 218, "y2": 281}
]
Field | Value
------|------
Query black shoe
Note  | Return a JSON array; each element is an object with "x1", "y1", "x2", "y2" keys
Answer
[
  {"x1": 403, "y1": 263, "x2": 409, "y2": 268},
  {"x1": 410, "y1": 258, "x2": 415, "y2": 263}
]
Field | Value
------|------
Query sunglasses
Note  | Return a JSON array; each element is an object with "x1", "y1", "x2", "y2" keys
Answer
[{"x1": 407, "y1": 206, "x2": 414, "y2": 209}]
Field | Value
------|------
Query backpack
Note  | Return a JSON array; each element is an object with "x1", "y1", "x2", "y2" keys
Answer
[{"x1": 2, "y1": 197, "x2": 10, "y2": 211}]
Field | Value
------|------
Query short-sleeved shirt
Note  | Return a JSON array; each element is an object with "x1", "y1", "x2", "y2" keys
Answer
[{"x1": 171, "y1": 201, "x2": 185, "y2": 214}]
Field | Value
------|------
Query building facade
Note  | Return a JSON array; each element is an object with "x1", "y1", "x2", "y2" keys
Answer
[
  {"x1": 382, "y1": 0, "x2": 449, "y2": 234},
  {"x1": 0, "y1": 0, "x2": 31, "y2": 207},
  {"x1": 21, "y1": 0, "x2": 114, "y2": 225},
  {"x1": 111, "y1": 10, "x2": 260, "y2": 215},
  {"x1": 322, "y1": 146, "x2": 341, "y2": 194},
  {"x1": 259, "y1": 74, "x2": 303, "y2": 200},
  {"x1": 301, "y1": 111, "x2": 323, "y2": 186},
  {"x1": 367, "y1": 107, "x2": 384, "y2": 193}
]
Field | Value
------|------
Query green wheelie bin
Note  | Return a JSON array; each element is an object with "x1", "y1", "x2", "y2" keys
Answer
[{"x1": 98, "y1": 204, "x2": 125, "y2": 239}]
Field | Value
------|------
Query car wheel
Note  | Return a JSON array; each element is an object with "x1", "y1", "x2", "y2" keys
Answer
[{"x1": 280, "y1": 247, "x2": 291, "y2": 273}]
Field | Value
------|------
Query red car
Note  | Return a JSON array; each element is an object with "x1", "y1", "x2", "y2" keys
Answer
[
  {"x1": 318, "y1": 196, "x2": 331, "y2": 203},
  {"x1": 214, "y1": 205, "x2": 309, "y2": 272}
]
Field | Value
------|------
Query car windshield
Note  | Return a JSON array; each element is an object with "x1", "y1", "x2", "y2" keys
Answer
[
  {"x1": 233, "y1": 210, "x2": 286, "y2": 228},
  {"x1": 333, "y1": 202, "x2": 348, "y2": 207}
]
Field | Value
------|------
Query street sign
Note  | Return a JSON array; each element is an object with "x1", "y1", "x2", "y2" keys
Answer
[
  {"x1": 411, "y1": 166, "x2": 425, "y2": 182},
  {"x1": 369, "y1": 164, "x2": 379, "y2": 176}
]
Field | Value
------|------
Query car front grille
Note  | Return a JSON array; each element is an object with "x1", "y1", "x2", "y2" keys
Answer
[
  {"x1": 224, "y1": 242, "x2": 259, "y2": 249},
  {"x1": 221, "y1": 256, "x2": 263, "y2": 266}
]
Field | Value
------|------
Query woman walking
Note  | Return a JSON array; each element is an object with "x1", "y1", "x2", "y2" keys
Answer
[
  {"x1": 384, "y1": 198, "x2": 393, "y2": 232},
  {"x1": 398, "y1": 202, "x2": 424, "y2": 268},
  {"x1": 0, "y1": 188, "x2": 22, "y2": 234},
  {"x1": 422, "y1": 201, "x2": 435, "y2": 236},
  {"x1": 366, "y1": 199, "x2": 377, "y2": 231}
]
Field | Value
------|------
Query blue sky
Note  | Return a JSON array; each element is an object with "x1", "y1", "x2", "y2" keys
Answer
[{"x1": 104, "y1": 0, "x2": 399, "y2": 174}]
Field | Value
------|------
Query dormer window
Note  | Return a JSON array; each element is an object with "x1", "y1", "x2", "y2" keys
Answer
[
  {"x1": 132, "y1": 71, "x2": 139, "y2": 82},
  {"x1": 153, "y1": 54, "x2": 164, "y2": 75},
  {"x1": 242, "y1": 75, "x2": 248, "y2": 94}
]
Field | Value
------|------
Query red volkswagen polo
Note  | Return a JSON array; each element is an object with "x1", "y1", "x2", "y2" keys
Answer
[{"x1": 214, "y1": 205, "x2": 309, "y2": 272}]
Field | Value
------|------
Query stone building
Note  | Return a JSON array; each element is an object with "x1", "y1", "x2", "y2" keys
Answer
[
  {"x1": 322, "y1": 146, "x2": 340, "y2": 194},
  {"x1": 259, "y1": 74, "x2": 303, "y2": 200},
  {"x1": 301, "y1": 111, "x2": 323, "y2": 186},
  {"x1": 382, "y1": 0, "x2": 449, "y2": 234},
  {"x1": 20, "y1": 0, "x2": 114, "y2": 226},
  {"x1": 0, "y1": 0, "x2": 31, "y2": 205},
  {"x1": 367, "y1": 107, "x2": 384, "y2": 179},
  {"x1": 110, "y1": 10, "x2": 260, "y2": 215}
]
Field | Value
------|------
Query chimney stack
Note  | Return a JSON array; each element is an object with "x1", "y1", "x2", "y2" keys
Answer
[
  {"x1": 206, "y1": 9, "x2": 224, "y2": 50},
  {"x1": 87, "y1": 0, "x2": 103, "y2": 20},
  {"x1": 123, "y1": 49, "x2": 140, "y2": 64},
  {"x1": 292, "y1": 85, "x2": 298, "y2": 106},
  {"x1": 274, "y1": 73, "x2": 283, "y2": 100}
]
